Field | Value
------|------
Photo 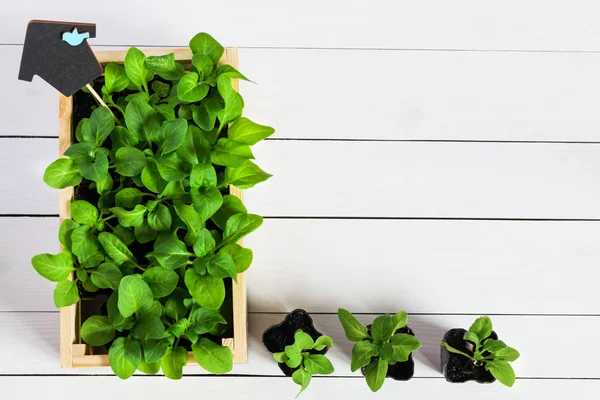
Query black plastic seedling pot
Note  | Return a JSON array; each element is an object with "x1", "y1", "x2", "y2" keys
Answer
[
  {"x1": 441, "y1": 328, "x2": 498, "y2": 383},
  {"x1": 359, "y1": 325, "x2": 416, "y2": 381},
  {"x1": 262, "y1": 309, "x2": 328, "y2": 376}
]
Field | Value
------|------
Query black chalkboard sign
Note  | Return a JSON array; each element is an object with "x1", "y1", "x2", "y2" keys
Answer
[{"x1": 18, "y1": 20, "x2": 103, "y2": 97}]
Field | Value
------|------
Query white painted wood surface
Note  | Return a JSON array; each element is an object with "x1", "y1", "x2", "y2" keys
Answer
[
  {"x1": 4, "y1": 138, "x2": 600, "y2": 219},
  {"x1": 7, "y1": 44, "x2": 600, "y2": 142},
  {"x1": 1, "y1": 1, "x2": 598, "y2": 398},
  {"x1": 2, "y1": 312, "x2": 598, "y2": 378},
  {"x1": 5, "y1": 217, "x2": 600, "y2": 314}
]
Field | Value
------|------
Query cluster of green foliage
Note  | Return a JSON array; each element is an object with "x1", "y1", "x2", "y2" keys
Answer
[
  {"x1": 337, "y1": 309, "x2": 422, "y2": 392},
  {"x1": 273, "y1": 330, "x2": 334, "y2": 397},
  {"x1": 441, "y1": 316, "x2": 520, "y2": 387},
  {"x1": 31, "y1": 32, "x2": 274, "y2": 379}
]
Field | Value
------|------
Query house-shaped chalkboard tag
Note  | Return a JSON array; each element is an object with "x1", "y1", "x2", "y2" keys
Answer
[{"x1": 18, "y1": 20, "x2": 103, "y2": 97}]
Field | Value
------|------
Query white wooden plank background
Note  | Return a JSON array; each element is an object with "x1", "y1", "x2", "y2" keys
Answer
[{"x1": 1, "y1": 1, "x2": 599, "y2": 398}]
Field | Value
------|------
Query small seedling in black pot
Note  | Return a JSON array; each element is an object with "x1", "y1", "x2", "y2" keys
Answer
[
  {"x1": 338, "y1": 309, "x2": 421, "y2": 392},
  {"x1": 263, "y1": 309, "x2": 334, "y2": 397},
  {"x1": 441, "y1": 316, "x2": 520, "y2": 387}
]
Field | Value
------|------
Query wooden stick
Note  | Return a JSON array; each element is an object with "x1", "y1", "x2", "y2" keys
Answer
[{"x1": 85, "y1": 83, "x2": 121, "y2": 125}]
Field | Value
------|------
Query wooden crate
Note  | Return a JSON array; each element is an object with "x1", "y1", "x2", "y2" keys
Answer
[{"x1": 58, "y1": 48, "x2": 248, "y2": 368}]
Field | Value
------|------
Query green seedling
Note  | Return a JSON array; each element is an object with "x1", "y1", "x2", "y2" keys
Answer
[
  {"x1": 31, "y1": 32, "x2": 275, "y2": 380},
  {"x1": 273, "y1": 330, "x2": 334, "y2": 397},
  {"x1": 337, "y1": 308, "x2": 421, "y2": 392},
  {"x1": 441, "y1": 316, "x2": 520, "y2": 387}
]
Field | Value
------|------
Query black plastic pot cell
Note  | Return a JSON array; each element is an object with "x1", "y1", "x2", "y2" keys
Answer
[
  {"x1": 441, "y1": 328, "x2": 498, "y2": 383},
  {"x1": 360, "y1": 325, "x2": 416, "y2": 381},
  {"x1": 262, "y1": 309, "x2": 328, "y2": 376}
]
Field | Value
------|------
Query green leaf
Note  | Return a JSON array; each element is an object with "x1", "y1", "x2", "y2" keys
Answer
[
  {"x1": 90, "y1": 262, "x2": 122, "y2": 290},
  {"x1": 216, "y1": 75, "x2": 243, "y2": 126},
  {"x1": 132, "y1": 314, "x2": 165, "y2": 340},
  {"x1": 177, "y1": 72, "x2": 209, "y2": 103},
  {"x1": 144, "y1": 338, "x2": 170, "y2": 363},
  {"x1": 211, "y1": 138, "x2": 254, "y2": 167},
  {"x1": 469, "y1": 316, "x2": 493, "y2": 341},
  {"x1": 155, "y1": 104, "x2": 176, "y2": 121},
  {"x1": 109, "y1": 337, "x2": 142, "y2": 380},
  {"x1": 178, "y1": 104, "x2": 193, "y2": 120},
  {"x1": 80, "y1": 316, "x2": 115, "y2": 346},
  {"x1": 58, "y1": 219, "x2": 79, "y2": 249},
  {"x1": 64, "y1": 142, "x2": 95, "y2": 164},
  {"x1": 147, "y1": 204, "x2": 172, "y2": 232},
  {"x1": 71, "y1": 226, "x2": 103, "y2": 267},
  {"x1": 392, "y1": 311, "x2": 408, "y2": 332},
  {"x1": 365, "y1": 358, "x2": 388, "y2": 392},
  {"x1": 83, "y1": 107, "x2": 115, "y2": 146},
  {"x1": 118, "y1": 275, "x2": 154, "y2": 318},
  {"x1": 174, "y1": 204, "x2": 204, "y2": 246},
  {"x1": 167, "y1": 318, "x2": 190, "y2": 338},
  {"x1": 143, "y1": 267, "x2": 179, "y2": 298},
  {"x1": 32, "y1": 252, "x2": 74, "y2": 282},
  {"x1": 189, "y1": 33, "x2": 224, "y2": 64},
  {"x1": 43, "y1": 158, "x2": 82, "y2": 189},
  {"x1": 221, "y1": 213, "x2": 263, "y2": 246},
  {"x1": 150, "y1": 237, "x2": 190, "y2": 269},
  {"x1": 190, "y1": 308, "x2": 227, "y2": 335},
  {"x1": 78, "y1": 150, "x2": 109, "y2": 183},
  {"x1": 224, "y1": 160, "x2": 272, "y2": 189},
  {"x1": 161, "y1": 181, "x2": 188, "y2": 205},
  {"x1": 135, "y1": 220, "x2": 158, "y2": 244},
  {"x1": 82, "y1": 277, "x2": 99, "y2": 292},
  {"x1": 165, "y1": 288, "x2": 190, "y2": 321},
  {"x1": 218, "y1": 244, "x2": 253, "y2": 273},
  {"x1": 337, "y1": 308, "x2": 369, "y2": 342},
  {"x1": 192, "y1": 337, "x2": 232, "y2": 374},
  {"x1": 110, "y1": 205, "x2": 147, "y2": 228},
  {"x1": 211, "y1": 195, "x2": 247, "y2": 230},
  {"x1": 192, "y1": 54, "x2": 214, "y2": 79},
  {"x1": 191, "y1": 187, "x2": 223, "y2": 222},
  {"x1": 273, "y1": 352, "x2": 288, "y2": 363},
  {"x1": 177, "y1": 125, "x2": 211, "y2": 165},
  {"x1": 351, "y1": 341, "x2": 378, "y2": 372},
  {"x1": 115, "y1": 188, "x2": 145, "y2": 208},
  {"x1": 98, "y1": 232, "x2": 135, "y2": 265},
  {"x1": 228, "y1": 117, "x2": 275, "y2": 145},
  {"x1": 390, "y1": 333, "x2": 421, "y2": 362},
  {"x1": 53, "y1": 280, "x2": 79, "y2": 307},
  {"x1": 155, "y1": 152, "x2": 188, "y2": 182},
  {"x1": 313, "y1": 335, "x2": 333, "y2": 351},
  {"x1": 111, "y1": 126, "x2": 138, "y2": 151},
  {"x1": 107, "y1": 292, "x2": 134, "y2": 331},
  {"x1": 145, "y1": 53, "x2": 185, "y2": 81},
  {"x1": 161, "y1": 347, "x2": 189, "y2": 379},
  {"x1": 193, "y1": 229, "x2": 216, "y2": 257},
  {"x1": 292, "y1": 368, "x2": 312, "y2": 397},
  {"x1": 482, "y1": 339, "x2": 507, "y2": 353},
  {"x1": 190, "y1": 163, "x2": 217, "y2": 188},
  {"x1": 216, "y1": 64, "x2": 251, "y2": 81},
  {"x1": 486, "y1": 360, "x2": 516, "y2": 387},
  {"x1": 125, "y1": 98, "x2": 162, "y2": 144},
  {"x1": 138, "y1": 359, "x2": 160, "y2": 375},
  {"x1": 115, "y1": 147, "x2": 147, "y2": 176},
  {"x1": 159, "y1": 118, "x2": 188, "y2": 155},
  {"x1": 152, "y1": 81, "x2": 171, "y2": 97},
  {"x1": 141, "y1": 158, "x2": 168, "y2": 193},
  {"x1": 124, "y1": 47, "x2": 153, "y2": 88},
  {"x1": 184, "y1": 269, "x2": 225, "y2": 309},
  {"x1": 304, "y1": 354, "x2": 334, "y2": 375},
  {"x1": 96, "y1": 173, "x2": 114, "y2": 195},
  {"x1": 495, "y1": 346, "x2": 520, "y2": 362},
  {"x1": 441, "y1": 342, "x2": 474, "y2": 360},
  {"x1": 192, "y1": 98, "x2": 223, "y2": 131},
  {"x1": 371, "y1": 314, "x2": 394, "y2": 342},
  {"x1": 294, "y1": 330, "x2": 315, "y2": 350},
  {"x1": 463, "y1": 331, "x2": 480, "y2": 347},
  {"x1": 104, "y1": 62, "x2": 130, "y2": 94}
]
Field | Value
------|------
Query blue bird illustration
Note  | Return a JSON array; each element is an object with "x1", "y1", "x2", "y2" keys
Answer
[{"x1": 62, "y1": 28, "x2": 90, "y2": 46}]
